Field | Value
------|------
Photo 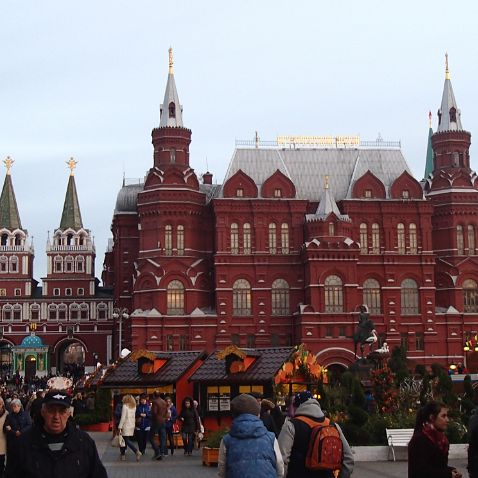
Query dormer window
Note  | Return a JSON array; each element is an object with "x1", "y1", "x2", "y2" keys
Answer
[
  {"x1": 437, "y1": 109, "x2": 442, "y2": 126},
  {"x1": 274, "y1": 188, "x2": 282, "y2": 198},
  {"x1": 236, "y1": 188, "x2": 244, "y2": 197},
  {"x1": 449, "y1": 107, "x2": 457, "y2": 123},
  {"x1": 169, "y1": 102, "x2": 176, "y2": 118},
  {"x1": 402, "y1": 190, "x2": 410, "y2": 199},
  {"x1": 329, "y1": 222, "x2": 335, "y2": 236},
  {"x1": 364, "y1": 189, "x2": 372, "y2": 198}
]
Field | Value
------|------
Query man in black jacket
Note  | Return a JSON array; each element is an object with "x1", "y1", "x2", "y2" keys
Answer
[{"x1": 5, "y1": 390, "x2": 107, "y2": 478}]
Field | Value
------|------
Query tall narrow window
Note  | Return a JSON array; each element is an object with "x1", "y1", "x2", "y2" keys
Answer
[
  {"x1": 48, "y1": 305, "x2": 57, "y2": 321},
  {"x1": 65, "y1": 256, "x2": 74, "y2": 272},
  {"x1": 397, "y1": 223, "x2": 405, "y2": 254},
  {"x1": 70, "y1": 304, "x2": 79, "y2": 321},
  {"x1": 179, "y1": 335, "x2": 187, "y2": 351},
  {"x1": 401, "y1": 279, "x2": 419, "y2": 315},
  {"x1": 230, "y1": 223, "x2": 239, "y2": 254},
  {"x1": 463, "y1": 279, "x2": 478, "y2": 312},
  {"x1": 2, "y1": 306, "x2": 12, "y2": 321},
  {"x1": 80, "y1": 304, "x2": 89, "y2": 320},
  {"x1": 328, "y1": 222, "x2": 335, "y2": 236},
  {"x1": 167, "y1": 280, "x2": 185, "y2": 315},
  {"x1": 169, "y1": 102, "x2": 176, "y2": 118},
  {"x1": 75, "y1": 256, "x2": 84, "y2": 272},
  {"x1": 9, "y1": 256, "x2": 18, "y2": 273},
  {"x1": 363, "y1": 278, "x2": 381, "y2": 315},
  {"x1": 271, "y1": 279, "x2": 289, "y2": 316},
  {"x1": 177, "y1": 225, "x2": 184, "y2": 255},
  {"x1": 13, "y1": 305, "x2": 21, "y2": 321},
  {"x1": 409, "y1": 223, "x2": 417, "y2": 254},
  {"x1": 54, "y1": 256, "x2": 62, "y2": 272},
  {"x1": 324, "y1": 275, "x2": 343, "y2": 313},
  {"x1": 58, "y1": 304, "x2": 67, "y2": 320},
  {"x1": 281, "y1": 223, "x2": 289, "y2": 254},
  {"x1": 457, "y1": 225, "x2": 464, "y2": 255},
  {"x1": 232, "y1": 279, "x2": 251, "y2": 316},
  {"x1": 359, "y1": 223, "x2": 368, "y2": 254},
  {"x1": 231, "y1": 334, "x2": 240, "y2": 346},
  {"x1": 400, "y1": 333, "x2": 409, "y2": 351},
  {"x1": 415, "y1": 333, "x2": 424, "y2": 351},
  {"x1": 468, "y1": 225, "x2": 475, "y2": 255},
  {"x1": 165, "y1": 225, "x2": 172, "y2": 255},
  {"x1": 0, "y1": 234, "x2": 7, "y2": 246},
  {"x1": 372, "y1": 223, "x2": 380, "y2": 254},
  {"x1": 166, "y1": 335, "x2": 174, "y2": 351},
  {"x1": 30, "y1": 304, "x2": 40, "y2": 321},
  {"x1": 243, "y1": 223, "x2": 251, "y2": 254},
  {"x1": 247, "y1": 334, "x2": 256, "y2": 348},
  {"x1": 0, "y1": 257, "x2": 7, "y2": 273},
  {"x1": 268, "y1": 223, "x2": 277, "y2": 254}
]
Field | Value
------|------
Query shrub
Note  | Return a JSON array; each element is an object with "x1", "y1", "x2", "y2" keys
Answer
[
  {"x1": 95, "y1": 388, "x2": 111, "y2": 422},
  {"x1": 363, "y1": 414, "x2": 388, "y2": 445},
  {"x1": 340, "y1": 422, "x2": 371, "y2": 446},
  {"x1": 205, "y1": 428, "x2": 229, "y2": 448},
  {"x1": 446, "y1": 420, "x2": 467, "y2": 444},
  {"x1": 347, "y1": 404, "x2": 368, "y2": 427},
  {"x1": 73, "y1": 411, "x2": 100, "y2": 426}
]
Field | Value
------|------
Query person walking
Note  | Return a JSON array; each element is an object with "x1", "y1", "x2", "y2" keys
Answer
[
  {"x1": 278, "y1": 391, "x2": 354, "y2": 478},
  {"x1": 179, "y1": 396, "x2": 199, "y2": 456},
  {"x1": 118, "y1": 394, "x2": 142, "y2": 462},
  {"x1": 150, "y1": 390, "x2": 168, "y2": 459},
  {"x1": 3, "y1": 398, "x2": 31, "y2": 460},
  {"x1": 135, "y1": 393, "x2": 151, "y2": 456},
  {"x1": 164, "y1": 396, "x2": 177, "y2": 455},
  {"x1": 5, "y1": 390, "x2": 107, "y2": 478},
  {"x1": 0, "y1": 398, "x2": 8, "y2": 477},
  {"x1": 218, "y1": 393, "x2": 284, "y2": 478},
  {"x1": 408, "y1": 401, "x2": 462, "y2": 478}
]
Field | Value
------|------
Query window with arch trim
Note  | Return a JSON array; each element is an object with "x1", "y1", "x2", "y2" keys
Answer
[
  {"x1": 271, "y1": 279, "x2": 289, "y2": 316},
  {"x1": 232, "y1": 279, "x2": 251, "y2": 316},
  {"x1": 243, "y1": 223, "x2": 251, "y2": 254},
  {"x1": 371, "y1": 223, "x2": 380, "y2": 254},
  {"x1": 0, "y1": 256, "x2": 7, "y2": 273},
  {"x1": 65, "y1": 256, "x2": 74, "y2": 272},
  {"x1": 324, "y1": 275, "x2": 343, "y2": 313},
  {"x1": 360, "y1": 223, "x2": 368, "y2": 254},
  {"x1": 76, "y1": 256, "x2": 84, "y2": 272},
  {"x1": 97, "y1": 303, "x2": 108, "y2": 320},
  {"x1": 177, "y1": 225, "x2": 184, "y2": 255},
  {"x1": 0, "y1": 234, "x2": 7, "y2": 246},
  {"x1": 70, "y1": 304, "x2": 79, "y2": 321},
  {"x1": 363, "y1": 278, "x2": 381, "y2": 315},
  {"x1": 58, "y1": 304, "x2": 67, "y2": 320},
  {"x1": 397, "y1": 223, "x2": 405, "y2": 254},
  {"x1": 2, "y1": 305, "x2": 12, "y2": 321},
  {"x1": 468, "y1": 225, "x2": 475, "y2": 255},
  {"x1": 48, "y1": 304, "x2": 58, "y2": 321},
  {"x1": 463, "y1": 279, "x2": 478, "y2": 312},
  {"x1": 457, "y1": 225, "x2": 464, "y2": 255},
  {"x1": 80, "y1": 304, "x2": 89, "y2": 320},
  {"x1": 409, "y1": 223, "x2": 417, "y2": 254},
  {"x1": 230, "y1": 223, "x2": 239, "y2": 254},
  {"x1": 165, "y1": 225, "x2": 173, "y2": 256},
  {"x1": 9, "y1": 256, "x2": 18, "y2": 273},
  {"x1": 13, "y1": 305, "x2": 21, "y2": 321},
  {"x1": 167, "y1": 280, "x2": 185, "y2": 315},
  {"x1": 281, "y1": 223, "x2": 289, "y2": 254},
  {"x1": 268, "y1": 223, "x2": 277, "y2": 254},
  {"x1": 401, "y1": 279, "x2": 419, "y2": 315},
  {"x1": 30, "y1": 304, "x2": 40, "y2": 321},
  {"x1": 54, "y1": 256, "x2": 63, "y2": 273}
]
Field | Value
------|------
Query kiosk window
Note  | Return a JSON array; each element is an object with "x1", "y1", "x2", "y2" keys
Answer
[
  {"x1": 239, "y1": 385, "x2": 263, "y2": 395},
  {"x1": 207, "y1": 386, "x2": 230, "y2": 412}
]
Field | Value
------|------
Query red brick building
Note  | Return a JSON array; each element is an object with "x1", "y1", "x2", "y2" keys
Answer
[
  {"x1": 105, "y1": 51, "x2": 478, "y2": 372},
  {"x1": 0, "y1": 158, "x2": 113, "y2": 378}
]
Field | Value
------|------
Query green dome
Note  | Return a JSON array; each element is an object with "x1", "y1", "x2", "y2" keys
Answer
[{"x1": 19, "y1": 334, "x2": 44, "y2": 348}]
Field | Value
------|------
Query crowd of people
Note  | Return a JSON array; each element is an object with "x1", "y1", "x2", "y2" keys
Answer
[{"x1": 113, "y1": 391, "x2": 203, "y2": 462}]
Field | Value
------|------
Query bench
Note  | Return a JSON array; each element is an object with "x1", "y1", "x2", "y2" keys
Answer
[{"x1": 386, "y1": 428, "x2": 414, "y2": 461}]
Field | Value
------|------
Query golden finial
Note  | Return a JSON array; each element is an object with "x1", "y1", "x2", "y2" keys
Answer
[
  {"x1": 66, "y1": 157, "x2": 78, "y2": 176},
  {"x1": 3, "y1": 156, "x2": 14, "y2": 175},
  {"x1": 429, "y1": 111, "x2": 432, "y2": 128},
  {"x1": 168, "y1": 47, "x2": 174, "y2": 75},
  {"x1": 324, "y1": 175, "x2": 329, "y2": 190},
  {"x1": 445, "y1": 52, "x2": 450, "y2": 80}
]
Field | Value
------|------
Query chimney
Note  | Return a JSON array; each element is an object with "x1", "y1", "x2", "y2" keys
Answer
[{"x1": 202, "y1": 171, "x2": 213, "y2": 185}]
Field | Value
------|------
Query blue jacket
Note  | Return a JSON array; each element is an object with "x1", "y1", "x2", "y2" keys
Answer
[
  {"x1": 135, "y1": 403, "x2": 151, "y2": 430},
  {"x1": 165, "y1": 405, "x2": 177, "y2": 430},
  {"x1": 223, "y1": 414, "x2": 276, "y2": 478}
]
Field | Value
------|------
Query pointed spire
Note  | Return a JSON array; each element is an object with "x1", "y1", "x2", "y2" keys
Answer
[
  {"x1": 424, "y1": 111, "x2": 434, "y2": 179},
  {"x1": 437, "y1": 53, "x2": 463, "y2": 132},
  {"x1": 0, "y1": 157, "x2": 22, "y2": 230},
  {"x1": 316, "y1": 176, "x2": 342, "y2": 218},
  {"x1": 159, "y1": 47, "x2": 183, "y2": 128},
  {"x1": 60, "y1": 159, "x2": 83, "y2": 230}
]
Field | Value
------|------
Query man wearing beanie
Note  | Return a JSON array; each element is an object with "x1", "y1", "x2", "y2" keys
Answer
[
  {"x1": 278, "y1": 392, "x2": 354, "y2": 478},
  {"x1": 218, "y1": 393, "x2": 284, "y2": 478}
]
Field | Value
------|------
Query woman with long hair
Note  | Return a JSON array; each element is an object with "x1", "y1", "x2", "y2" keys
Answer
[
  {"x1": 179, "y1": 396, "x2": 199, "y2": 456},
  {"x1": 118, "y1": 394, "x2": 142, "y2": 462},
  {"x1": 408, "y1": 401, "x2": 462, "y2": 478}
]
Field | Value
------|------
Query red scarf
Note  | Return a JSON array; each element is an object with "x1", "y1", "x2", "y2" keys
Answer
[{"x1": 422, "y1": 423, "x2": 449, "y2": 455}]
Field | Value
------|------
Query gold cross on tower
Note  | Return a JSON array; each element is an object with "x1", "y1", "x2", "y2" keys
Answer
[
  {"x1": 66, "y1": 157, "x2": 78, "y2": 176},
  {"x1": 3, "y1": 156, "x2": 14, "y2": 175}
]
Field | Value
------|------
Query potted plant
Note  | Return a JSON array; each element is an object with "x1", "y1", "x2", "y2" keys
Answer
[{"x1": 202, "y1": 428, "x2": 229, "y2": 466}]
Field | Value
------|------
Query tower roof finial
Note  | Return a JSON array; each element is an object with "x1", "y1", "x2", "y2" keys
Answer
[
  {"x1": 445, "y1": 52, "x2": 450, "y2": 80},
  {"x1": 169, "y1": 47, "x2": 174, "y2": 75},
  {"x1": 66, "y1": 157, "x2": 78, "y2": 176},
  {"x1": 324, "y1": 175, "x2": 329, "y2": 190},
  {"x1": 429, "y1": 110, "x2": 432, "y2": 128},
  {"x1": 3, "y1": 156, "x2": 14, "y2": 176}
]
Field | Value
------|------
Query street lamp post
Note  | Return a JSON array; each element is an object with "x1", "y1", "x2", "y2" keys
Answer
[{"x1": 112, "y1": 308, "x2": 129, "y2": 356}]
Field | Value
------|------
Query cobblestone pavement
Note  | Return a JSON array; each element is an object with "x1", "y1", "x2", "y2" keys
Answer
[{"x1": 90, "y1": 432, "x2": 469, "y2": 478}]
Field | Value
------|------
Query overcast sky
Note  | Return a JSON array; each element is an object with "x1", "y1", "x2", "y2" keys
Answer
[{"x1": 1, "y1": 0, "x2": 478, "y2": 281}]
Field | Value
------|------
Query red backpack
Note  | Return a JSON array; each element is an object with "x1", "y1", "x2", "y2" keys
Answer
[{"x1": 295, "y1": 416, "x2": 343, "y2": 473}]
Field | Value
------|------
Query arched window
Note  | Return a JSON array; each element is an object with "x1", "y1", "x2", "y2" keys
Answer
[
  {"x1": 243, "y1": 223, "x2": 251, "y2": 254},
  {"x1": 169, "y1": 102, "x2": 176, "y2": 118},
  {"x1": 449, "y1": 107, "x2": 457, "y2": 123},
  {"x1": 78, "y1": 234, "x2": 85, "y2": 246},
  {"x1": 165, "y1": 225, "x2": 172, "y2": 256},
  {"x1": 54, "y1": 256, "x2": 63, "y2": 273},
  {"x1": 272, "y1": 279, "x2": 289, "y2": 316},
  {"x1": 177, "y1": 225, "x2": 184, "y2": 255},
  {"x1": 58, "y1": 304, "x2": 67, "y2": 320},
  {"x1": 401, "y1": 279, "x2": 419, "y2": 315},
  {"x1": 167, "y1": 280, "x2": 184, "y2": 315},
  {"x1": 328, "y1": 222, "x2": 335, "y2": 236},
  {"x1": 97, "y1": 303, "x2": 108, "y2": 320},
  {"x1": 372, "y1": 223, "x2": 380, "y2": 254},
  {"x1": 70, "y1": 304, "x2": 79, "y2": 321},
  {"x1": 2, "y1": 305, "x2": 12, "y2": 321},
  {"x1": 324, "y1": 275, "x2": 343, "y2": 313},
  {"x1": 14, "y1": 234, "x2": 21, "y2": 246},
  {"x1": 48, "y1": 304, "x2": 58, "y2": 321},
  {"x1": 30, "y1": 304, "x2": 40, "y2": 321},
  {"x1": 66, "y1": 234, "x2": 73, "y2": 246},
  {"x1": 281, "y1": 223, "x2": 289, "y2": 254},
  {"x1": 397, "y1": 223, "x2": 405, "y2": 254},
  {"x1": 230, "y1": 223, "x2": 239, "y2": 254},
  {"x1": 9, "y1": 256, "x2": 18, "y2": 273},
  {"x1": 13, "y1": 305, "x2": 21, "y2": 321},
  {"x1": 269, "y1": 223, "x2": 277, "y2": 254},
  {"x1": 0, "y1": 234, "x2": 7, "y2": 246},
  {"x1": 65, "y1": 256, "x2": 74, "y2": 272},
  {"x1": 463, "y1": 279, "x2": 478, "y2": 312},
  {"x1": 468, "y1": 225, "x2": 475, "y2": 255},
  {"x1": 457, "y1": 225, "x2": 464, "y2": 255},
  {"x1": 363, "y1": 278, "x2": 381, "y2": 315},
  {"x1": 75, "y1": 256, "x2": 84, "y2": 272},
  {"x1": 232, "y1": 279, "x2": 251, "y2": 316},
  {"x1": 359, "y1": 223, "x2": 368, "y2": 254},
  {"x1": 409, "y1": 223, "x2": 417, "y2": 254},
  {"x1": 0, "y1": 256, "x2": 7, "y2": 273},
  {"x1": 80, "y1": 304, "x2": 89, "y2": 320}
]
